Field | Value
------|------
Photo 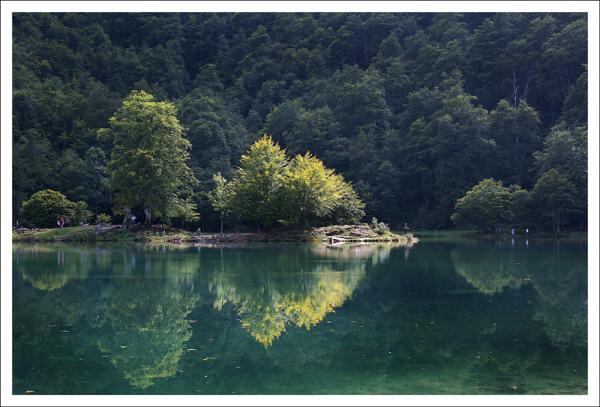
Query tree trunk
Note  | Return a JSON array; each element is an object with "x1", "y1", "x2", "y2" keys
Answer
[
  {"x1": 122, "y1": 207, "x2": 132, "y2": 229},
  {"x1": 144, "y1": 208, "x2": 152, "y2": 226},
  {"x1": 220, "y1": 215, "x2": 224, "y2": 234}
]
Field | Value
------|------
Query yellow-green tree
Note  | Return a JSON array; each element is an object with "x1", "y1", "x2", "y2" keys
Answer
[
  {"x1": 226, "y1": 136, "x2": 364, "y2": 228},
  {"x1": 283, "y1": 152, "x2": 354, "y2": 225},
  {"x1": 230, "y1": 135, "x2": 287, "y2": 230}
]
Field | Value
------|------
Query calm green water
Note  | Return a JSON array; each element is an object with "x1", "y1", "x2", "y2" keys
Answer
[{"x1": 12, "y1": 238, "x2": 587, "y2": 394}]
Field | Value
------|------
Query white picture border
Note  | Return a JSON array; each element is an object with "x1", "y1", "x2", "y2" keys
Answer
[{"x1": 1, "y1": 2, "x2": 598, "y2": 406}]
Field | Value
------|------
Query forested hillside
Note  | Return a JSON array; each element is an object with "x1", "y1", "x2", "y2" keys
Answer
[{"x1": 13, "y1": 13, "x2": 588, "y2": 230}]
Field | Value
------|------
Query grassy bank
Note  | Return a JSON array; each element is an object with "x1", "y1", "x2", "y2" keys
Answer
[
  {"x1": 12, "y1": 225, "x2": 193, "y2": 243},
  {"x1": 13, "y1": 224, "x2": 418, "y2": 245}
]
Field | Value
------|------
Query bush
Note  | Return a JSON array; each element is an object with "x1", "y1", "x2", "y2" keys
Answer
[
  {"x1": 20, "y1": 189, "x2": 75, "y2": 228},
  {"x1": 96, "y1": 213, "x2": 112, "y2": 225},
  {"x1": 72, "y1": 201, "x2": 92, "y2": 225},
  {"x1": 370, "y1": 217, "x2": 391, "y2": 235}
]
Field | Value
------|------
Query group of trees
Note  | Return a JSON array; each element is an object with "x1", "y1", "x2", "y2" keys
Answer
[
  {"x1": 13, "y1": 13, "x2": 588, "y2": 231},
  {"x1": 209, "y1": 135, "x2": 364, "y2": 231},
  {"x1": 452, "y1": 114, "x2": 587, "y2": 234}
]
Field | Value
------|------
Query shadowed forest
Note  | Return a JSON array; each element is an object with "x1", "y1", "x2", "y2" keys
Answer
[{"x1": 13, "y1": 13, "x2": 588, "y2": 231}]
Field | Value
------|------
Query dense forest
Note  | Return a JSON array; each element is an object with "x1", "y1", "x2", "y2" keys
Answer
[{"x1": 12, "y1": 12, "x2": 588, "y2": 230}]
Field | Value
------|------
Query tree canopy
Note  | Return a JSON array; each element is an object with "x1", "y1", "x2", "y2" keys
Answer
[
  {"x1": 100, "y1": 90, "x2": 198, "y2": 225},
  {"x1": 12, "y1": 12, "x2": 587, "y2": 231}
]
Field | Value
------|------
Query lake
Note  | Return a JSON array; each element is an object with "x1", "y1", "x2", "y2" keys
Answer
[{"x1": 12, "y1": 237, "x2": 587, "y2": 394}]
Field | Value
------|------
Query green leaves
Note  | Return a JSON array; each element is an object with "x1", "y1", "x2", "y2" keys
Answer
[
  {"x1": 103, "y1": 90, "x2": 198, "y2": 224},
  {"x1": 20, "y1": 189, "x2": 75, "y2": 228},
  {"x1": 531, "y1": 169, "x2": 577, "y2": 233},
  {"x1": 451, "y1": 179, "x2": 512, "y2": 232},
  {"x1": 230, "y1": 135, "x2": 288, "y2": 228},
  {"x1": 215, "y1": 135, "x2": 364, "y2": 229}
]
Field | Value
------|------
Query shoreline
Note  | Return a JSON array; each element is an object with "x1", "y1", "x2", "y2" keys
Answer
[{"x1": 12, "y1": 224, "x2": 419, "y2": 246}]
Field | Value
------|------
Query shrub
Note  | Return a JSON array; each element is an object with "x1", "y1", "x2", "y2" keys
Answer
[
  {"x1": 20, "y1": 189, "x2": 75, "y2": 228},
  {"x1": 370, "y1": 217, "x2": 391, "y2": 235},
  {"x1": 96, "y1": 213, "x2": 112, "y2": 225}
]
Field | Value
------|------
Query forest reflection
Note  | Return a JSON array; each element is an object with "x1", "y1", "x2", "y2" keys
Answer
[
  {"x1": 451, "y1": 239, "x2": 587, "y2": 350},
  {"x1": 12, "y1": 240, "x2": 586, "y2": 392}
]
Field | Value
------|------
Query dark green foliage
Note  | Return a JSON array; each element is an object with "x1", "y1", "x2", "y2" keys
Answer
[
  {"x1": 451, "y1": 179, "x2": 512, "y2": 232},
  {"x1": 71, "y1": 201, "x2": 93, "y2": 225},
  {"x1": 12, "y1": 13, "x2": 587, "y2": 231},
  {"x1": 531, "y1": 169, "x2": 578, "y2": 235},
  {"x1": 489, "y1": 100, "x2": 541, "y2": 187},
  {"x1": 534, "y1": 126, "x2": 587, "y2": 227},
  {"x1": 20, "y1": 189, "x2": 75, "y2": 227}
]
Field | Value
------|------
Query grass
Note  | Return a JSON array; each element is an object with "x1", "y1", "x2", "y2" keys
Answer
[
  {"x1": 13, "y1": 226, "x2": 135, "y2": 242},
  {"x1": 14, "y1": 225, "x2": 136, "y2": 242},
  {"x1": 13, "y1": 224, "x2": 200, "y2": 244}
]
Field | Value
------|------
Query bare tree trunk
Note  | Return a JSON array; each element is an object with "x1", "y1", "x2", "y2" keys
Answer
[
  {"x1": 220, "y1": 215, "x2": 224, "y2": 234},
  {"x1": 512, "y1": 70, "x2": 519, "y2": 107},
  {"x1": 144, "y1": 208, "x2": 152, "y2": 226}
]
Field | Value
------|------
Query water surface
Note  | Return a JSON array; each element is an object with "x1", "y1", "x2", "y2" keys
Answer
[{"x1": 12, "y1": 238, "x2": 587, "y2": 394}]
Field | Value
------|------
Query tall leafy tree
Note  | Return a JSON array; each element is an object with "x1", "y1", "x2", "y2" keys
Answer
[
  {"x1": 208, "y1": 172, "x2": 234, "y2": 233},
  {"x1": 534, "y1": 126, "x2": 587, "y2": 226},
  {"x1": 531, "y1": 169, "x2": 577, "y2": 235},
  {"x1": 230, "y1": 135, "x2": 288, "y2": 230},
  {"x1": 101, "y1": 90, "x2": 198, "y2": 226}
]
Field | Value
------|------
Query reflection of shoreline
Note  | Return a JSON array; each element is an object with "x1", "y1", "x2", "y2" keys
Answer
[
  {"x1": 311, "y1": 242, "x2": 411, "y2": 265},
  {"x1": 451, "y1": 242, "x2": 587, "y2": 349}
]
